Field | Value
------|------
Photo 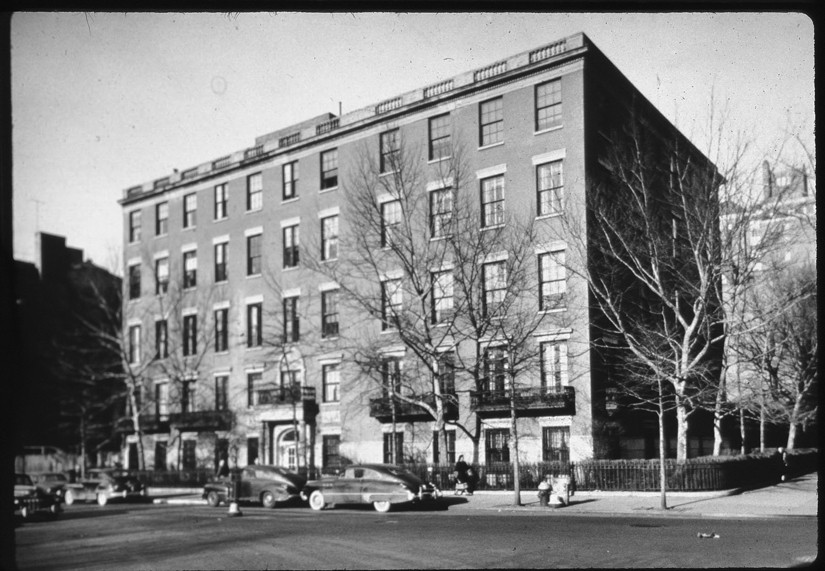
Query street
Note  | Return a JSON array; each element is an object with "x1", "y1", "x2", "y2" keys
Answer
[{"x1": 15, "y1": 502, "x2": 817, "y2": 569}]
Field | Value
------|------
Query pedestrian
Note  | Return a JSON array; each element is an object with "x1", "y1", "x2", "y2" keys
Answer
[
  {"x1": 453, "y1": 455, "x2": 470, "y2": 495},
  {"x1": 216, "y1": 455, "x2": 230, "y2": 478}
]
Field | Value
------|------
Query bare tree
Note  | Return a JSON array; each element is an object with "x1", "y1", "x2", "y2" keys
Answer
[{"x1": 562, "y1": 116, "x2": 726, "y2": 463}]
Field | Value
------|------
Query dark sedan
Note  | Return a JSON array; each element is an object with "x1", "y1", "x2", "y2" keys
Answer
[
  {"x1": 30, "y1": 472, "x2": 70, "y2": 502},
  {"x1": 301, "y1": 464, "x2": 439, "y2": 513},
  {"x1": 202, "y1": 465, "x2": 306, "y2": 508},
  {"x1": 64, "y1": 468, "x2": 146, "y2": 506},
  {"x1": 15, "y1": 474, "x2": 62, "y2": 519}
]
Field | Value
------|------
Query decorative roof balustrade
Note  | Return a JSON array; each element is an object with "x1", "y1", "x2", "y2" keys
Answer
[
  {"x1": 423, "y1": 79, "x2": 454, "y2": 99},
  {"x1": 473, "y1": 60, "x2": 507, "y2": 82},
  {"x1": 529, "y1": 40, "x2": 568, "y2": 64},
  {"x1": 375, "y1": 96, "x2": 403, "y2": 115},
  {"x1": 278, "y1": 132, "x2": 302, "y2": 148},
  {"x1": 316, "y1": 117, "x2": 340, "y2": 136},
  {"x1": 212, "y1": 155, "x2": 232, "y2": 170}
]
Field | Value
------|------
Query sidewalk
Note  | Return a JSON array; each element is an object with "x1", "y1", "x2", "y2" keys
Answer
[{"x1": 149, "y1": 471, "x2": 818, "y2": 519}]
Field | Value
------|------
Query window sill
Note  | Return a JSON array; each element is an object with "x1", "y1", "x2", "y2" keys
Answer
[
  {"x1": 282, "y1": 197, "x2": 300, "y2": 205},
  {"x1": 481, "y1": 224, "x2": 505, "y2": 232},
  {"x1": 214, "y1": 350, "x2": 230, "y2": 356},
  {"x1": 539, "y1": 307, "x2": 567, "y2": 314},
  {"x1": 321, "y1": 335, "x2": 340, "y2": 342},
  {"x1": 478, "y1": 141, "x2": 504, "y2": 151},
  {"x1": 246, "y1": 208, "x2": 263, "y2": 214},
  {"x1": 245, "y1": 346, "x2": 264, "y2": 352},
  {"x1": 379, "y1": 170, "x2": 397, "y2": 177},
  {"x1": 246, "y1": 273, "x2": 261, "y2": 279},
  {"x1": 282, "y1": 266, "x2": 299, "y2": 272},
  {"x1": 154, "y1": 233, "x2": 168, "y2": 239},
  {"x1": 429, "y1": 235, "x2": 450, "y2": 242},
  {"x1": 319, "y1": 186, "x2": 339, "y2": 194},
  {"x1": 535, "y1": 125, "x2": 563, "y2": 136},
  {"x1": 182, "y1": 226, "x2": 196, "y2": 232},
  {"x1": 320, "y1": 257, "x2": 338, "y2": 264},
  {"x1": 427, "y1": 156, "x2": 452, "y2": 165},
  {"x1": 536, "y1": 212, "x2": 563, "y2": 221},
  {"x1": 214, "y1": 279, "x2": 228, "y2": 285}
]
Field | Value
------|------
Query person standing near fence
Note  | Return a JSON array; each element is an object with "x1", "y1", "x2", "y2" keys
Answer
[{"x1": 453, "y1": 455, "x2": 470, "y2": 495}]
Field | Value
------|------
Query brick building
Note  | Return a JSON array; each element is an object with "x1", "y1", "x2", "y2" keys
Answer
[{"x1": 118, "y1": 33, "x2": 717, "y2": 472}]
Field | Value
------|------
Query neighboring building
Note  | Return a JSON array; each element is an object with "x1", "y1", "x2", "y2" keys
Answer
[
  {"x1": 14, "y1": 232, "x2": 123, "y2": 466},
  {"x1": 118, "y1": 33, "x2": 718, "y2": 471}
]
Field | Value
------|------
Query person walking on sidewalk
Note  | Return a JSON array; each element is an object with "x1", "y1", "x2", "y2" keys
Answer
[{"x1": 454, "y1": 455, "x2": 472, "y2": 495}]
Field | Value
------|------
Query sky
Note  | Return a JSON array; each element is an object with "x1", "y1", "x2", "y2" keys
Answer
[{"x1": 11, "y1": 12, "x2": 815, "y2": 272}]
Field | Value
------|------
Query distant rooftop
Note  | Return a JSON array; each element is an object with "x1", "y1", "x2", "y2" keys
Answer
[{"x1": 121, "y1": 32, "x2": 586, "y2": 204}]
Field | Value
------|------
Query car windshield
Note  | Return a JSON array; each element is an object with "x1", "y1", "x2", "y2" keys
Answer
[
  {"x1": 41, "y1": 473, "x2": 67, "y2": 482},
  {"x1": 383, "y1": 467, "x2": 418, "y2": 479},
  {"x1": 16, "y1": 475, "x2": 34, "y2": 486}
]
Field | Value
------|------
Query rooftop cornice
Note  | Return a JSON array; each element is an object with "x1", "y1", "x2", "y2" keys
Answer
[{"x1": 120, "y1": 32, "x2": 589, "y2": 206}]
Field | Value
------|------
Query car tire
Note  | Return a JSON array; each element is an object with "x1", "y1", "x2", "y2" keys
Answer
[
  {"x1": 262, "y1": 491, "x2": 277, "y2": 509},
  {"x1": 308, "y1": 490, "x2": 326, "y2": 511},
  {"x1": 49, "y1": 503, "x2": 61, "y2": 516},
  {"x1": 373, "y1": 500, "x2": 392, "y2": 513},
  {"x1": 20, "y1": 506, "x2": 30, "y2": 519},
  {"x1": 206, "y1": 491, "x2": 221, "y2": 507},
  {"x1": 96, "y1": 493, "x2": 108, "y2": 507},
  {"x1": 64, "y1": 490, "x2": 75, "y2": 505}
]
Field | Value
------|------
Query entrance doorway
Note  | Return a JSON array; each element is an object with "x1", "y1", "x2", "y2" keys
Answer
[{"x1": 277, "y1": 429, "x2": 297, "y2": 470}]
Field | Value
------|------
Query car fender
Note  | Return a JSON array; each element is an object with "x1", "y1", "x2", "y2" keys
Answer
[{"x1": 364, "y1": 493, "x2": 404, "y2": 504}]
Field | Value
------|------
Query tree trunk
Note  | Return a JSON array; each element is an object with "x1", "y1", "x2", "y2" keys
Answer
[
  {"x1": 675, "y1": 393, "x2": 689, "y2": 462},
  {"x1": 509, "y1": 374, "x2": 522, "y2": 506},
  {"x1": 739, "y1": 405, "x2": 747, "y2": 455},
  {"x1": 128, "y1": 386, "x2": 146, "y2": 470},
  {"x1": 658, "y1": 377, "x2": 668, "y2": 510},
  {"x1": 786, "y1": 394, "x2": 804, "y2": 450},
  {"x1": 712, "y1": 368, "x2": 726, "y2": 456},
  {"x1": 759, "y1": 383, "x2": 766, "y2": 452}
]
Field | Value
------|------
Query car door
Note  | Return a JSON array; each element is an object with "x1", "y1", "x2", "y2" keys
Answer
[
  {"x1": 335, "y1": 467, "x2": 362, "y2": 504},
  {"x1": 239, "y1": 468, "x2": 256, "y2": 501}
]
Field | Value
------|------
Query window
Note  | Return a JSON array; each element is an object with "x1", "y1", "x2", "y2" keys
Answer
[
  {"x1": 283, "y1": 224, "x2": 299, "y2": 268},
  {"x1": 541, "y1": 341, "x2": 568, "y2": 391},
  {"x1": 155, "y1": 319, "x2": 168, "y2": 359},
  {"x1": 183, "y1": 314, "x2": 197, "y2": 356},
  {"x1": 432, "y1": 430, "x2": 455, "y2": 465},
  {"x1": 247, "y1": 371, "x2": 265, "y2": 406},
  {"x1": 428, "y1": 114, "x2": 451, "y2": 160},
  {"x1": 181, "y1": 380, "x2": 196, "y2": 414},
  {"x1": 214, "y1": 308, "x2": 228, "y2": 352},
  {"x1": 155, "y1": 382, "x2": 169, "y2": 419},
  {"x1": 381, "y1": 200, "x2": 401, "y2": 247},
  {"x1": 283, "y1": 161, "x2": 299, "y2": 200},
  {"x1": 214, "y1": 183, "x2": 228, "y2": 220},
  {"x1": 323, "y1": 435, "x2": 341, "y2": 469},
  {"x1": 481, "y1": 175, "x2": 505, "y2": 227},
  {"x1": 321, "y1": 215, "x2": 339, "y2": 261},
  {"x1": 154, "y1": 441, "x2": 167, "y2": 471},
  {"x1": 247, "y1": 173, "x2": 262, "y2": 211},
  {"x1": 183, "y1": 250, "x2": 197, "y2": 288},
  {"x1": 485, "y1": 428, "x2": 510, "y2": 463},
  {"x1": 156, "y1": 202, "x2": 168, "y2": 236},
  {"x1": 479, "y1": 97, "x2": 503, "y2": 147},
  {"x1": 431, "y1": 271, "x2": 454, "y2": 324},
  {"x1": 483, "y1": 347, "x2": 507, "y2": 393},
  {"x1": 128, "y1": 324, "x2": 141, "y2": 364},
  {"x1": 321, "y1": 289, "x2": 339, "y2": 338},
  {"x1": 247, "y1": 437, "x2": 259, "y2": 465},
  {"x1": 322, "y1": 363, "x2": 340, "y2": 403},
  {"x1": 182, "y1": 440, "x2": 196, "y2": 470},
  {"x1": 155, "y1": 257, "x2": 169, "y2": 294},
  {"x1": 320, "y1": 149, "x2": 338, "y2": 189},
  {"x1": 437, "y1": 351, "x2": 456, "y2": 395},
  {"x1": 247, "y1": 234, "x2": 262, "y2": 276},
  {"x1": 129, "y1": 210, "x2": 141, "y2": 243},
  {"x1": 383, "y1": 432, "x2": 404, "y2": 464},
  {"x1": 542, "y1": 427, "x2": 570, "y2": 462},
  {"x1": 280, "y1": 364, "x2": 300, "y2": 393},
  {"x1": 539, "y1": 250, "x2": 566, "y2": 310},
  {"x1": 380, "y1": 129, "x2": 399, "y2": 173},
  {"x1": 482, "y1": 261, "x2": 506, "y2": 316},
  {"x1": 535, "y1": 79, "x2": 562, "y2": 131},
  {"x1": 283, "y1": 296, "x2": 300, "y2": 343},
  {"x1": 214, "y1": 242, "x2": 228, "y2": 283},
  {"x1": 429, "y1": 188, "x2": 453, "y2": 238},
  {"x1": 247, "y1": 302, "x2": 262, "y2": 348},
  {"x1": 537, "y1": 160, "x2": 564, "y2": 216},
  {"x1": 128, "y1": 264, "x2": 141, "y2": 300},
  {"x1": 381, "y1": 278, "x2": 402, "y2": 330},
  {"x1": 183, "y1": 193, "x2": 197, "y2": 228},
  {"x1": 381, "y1": 358, "x2": 402, "y2": 397}
]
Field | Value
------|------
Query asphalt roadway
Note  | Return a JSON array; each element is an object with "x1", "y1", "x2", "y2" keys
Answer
[{"x1": 12, "y1": 472, "x2": 818, "y2": 570}]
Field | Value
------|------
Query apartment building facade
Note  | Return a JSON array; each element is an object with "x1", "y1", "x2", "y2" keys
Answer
[{"x1": 118, "y1": 33, "x2": 714, "y2": 472}]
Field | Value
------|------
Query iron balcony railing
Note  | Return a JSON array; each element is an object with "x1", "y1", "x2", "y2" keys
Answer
[
  {"x1": 369, "y1": 394, "x2": 458, "y2": 422},
  {"x1": 253, "y1": 385, "x2": 317, "y2": 406},
  {"x1": 168, "y1": 410, "x2": 233, "y2": 431},
  {"x1": 470, "y1": 386, "x2": 575, "y2": 413}
]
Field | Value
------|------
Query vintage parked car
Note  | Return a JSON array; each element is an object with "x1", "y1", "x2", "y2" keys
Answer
[
  {"x1": 202, "y1": 465, "x2": 306, "y2": 508},
  {"x1": 14, "y1": 473, "x2": 62, "y2": 518},
  {"x1": 301, "y1": 464, "x2": 439, "y2": 513},
  {"x1": 30, "y1": 472, "x2": 70, "y2": 502},
  {"x1": 64, "y1": 468, "x2": 146, "y2": 506}
]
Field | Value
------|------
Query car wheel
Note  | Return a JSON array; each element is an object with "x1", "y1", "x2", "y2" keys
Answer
[
  {"x1": 373, "y1": 500, "x2": 392, "y2": 513},
  {"x1": 20, "y1": 506, "x2": 30, "y2": 519},
  {"x1": 262, "y1": 491, "x2": 277, "y2": 509},
  {"x1": 96, "y1": 493, "x2": 108, "y2": 507},
  {"x1": 49, "y1": 503, "x2": 61, "y2": 515},
  {"x1": 308, "y1": 490, "x2": 326, "y2": 511},
  {"x1": 64, "y1": 490, "x2": 75, "y2": 505},
  {"x1": 206, "y1": 491, "x2": 221, "y2": 507}
]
